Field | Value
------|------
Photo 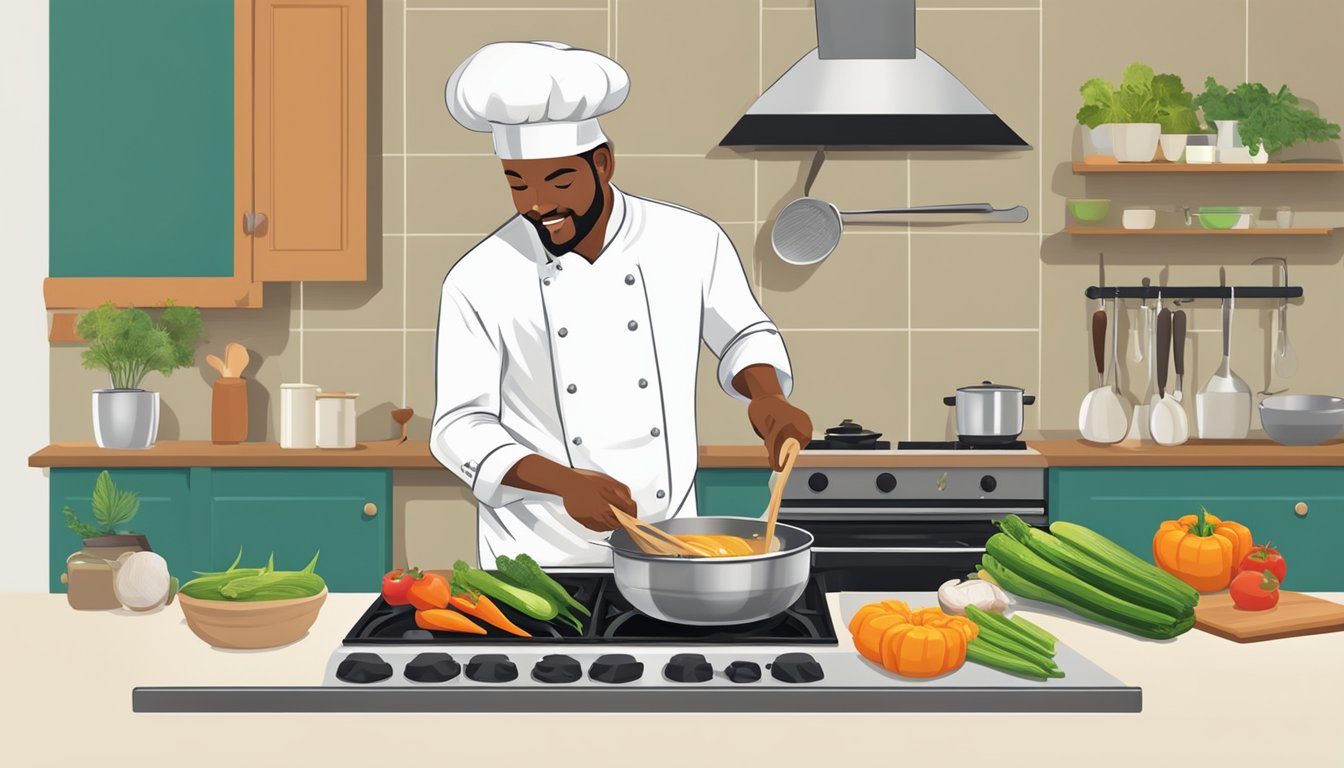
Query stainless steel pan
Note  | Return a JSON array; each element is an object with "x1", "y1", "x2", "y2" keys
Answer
[{"x1": 606, "y1": 516, "x2": 813, "y2": 626}]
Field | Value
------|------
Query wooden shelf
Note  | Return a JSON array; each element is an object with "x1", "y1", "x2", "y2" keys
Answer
[
  {"x1": 1073, "y1": 161, "x2": 1344, "y2": 173},
  {"x1": 1067, "y1": 227, "x2": 1335, "y2": 236}
]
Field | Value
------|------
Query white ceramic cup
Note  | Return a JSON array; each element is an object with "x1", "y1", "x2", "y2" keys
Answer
[
  {"x1": 1159, "y1": 134, "x2": 1188, "y2": 162},
  {"x1": 280, "y1": 383, "x2": 320, "y2": 449},
  {"x1": 1123, "y1": 208, "x2": 1157, "y2": 230}
]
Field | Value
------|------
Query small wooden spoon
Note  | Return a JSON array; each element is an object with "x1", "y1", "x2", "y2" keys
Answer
[
  {"x1": 206, "y1": 354, "x2": 229, "y2": 377},
  {"x1": 391, "y1": 408, "x2": 414, "y2": 443},
  {"x1": 763, "y1": 437, "x2": 802, "y2": 554},
  {"x1": 224, "y1": 342, "x2": 249, "y2": 378}
]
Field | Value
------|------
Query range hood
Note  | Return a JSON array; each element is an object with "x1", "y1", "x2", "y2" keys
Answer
[{"x1": 721, "y1": 0, "x2": 1029, "y2": 150}]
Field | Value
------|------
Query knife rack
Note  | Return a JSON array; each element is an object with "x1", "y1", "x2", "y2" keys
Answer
[{"x1": 1084, "y1": 286, "x2": 1303, "y2": 300}]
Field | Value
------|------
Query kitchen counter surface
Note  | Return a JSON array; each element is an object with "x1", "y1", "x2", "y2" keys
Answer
[
  {"x1": 5, "y1": 592, "x2": 1340, "y2": 766},
  {"x1": 31, "y1": 438, "x2": 1344, "y2": 469}
]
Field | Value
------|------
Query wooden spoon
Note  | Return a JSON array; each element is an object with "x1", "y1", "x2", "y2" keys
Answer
[
  {"x1": 391, "y1": 408, "x2": 414, "y2": 443},
  {"x1": 608, "y1": 505, "x2": 699, "y2": 556},
  {"x1": 224, "y1": 342, "x2": 249, "y2": 378},
  {"x1": 763, "y1": 437, "x2": 802, "y2": 554},
  {"x1": 206, "y1": 354, "x2": 229, "y2": 377}
]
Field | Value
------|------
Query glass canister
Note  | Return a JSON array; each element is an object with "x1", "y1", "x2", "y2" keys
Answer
[
  {"x1": 280, "y1": 383, "x2": 320, "y2": 449},
  {"x1": 65, "y1": 534, "x2": 151, "y2": 610},
  {"x1": 315, "y1": 391, "x2": 359, "y2": 449}
]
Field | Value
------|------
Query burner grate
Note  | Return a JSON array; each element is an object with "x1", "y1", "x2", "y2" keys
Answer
[{"x1": 897, "y1": 440, "x2": 1027, "y2": 451}]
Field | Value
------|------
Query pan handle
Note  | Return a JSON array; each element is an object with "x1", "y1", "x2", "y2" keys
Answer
[
  {"x1": 1023, "y1": 395, "x2": 1037, "y2": 405},
  {"x1": 943, "y1": 396, "x2": 957, "y2": 406}
]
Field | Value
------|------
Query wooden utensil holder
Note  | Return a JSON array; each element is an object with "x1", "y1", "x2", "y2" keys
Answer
[{"x1": 212, "y1": 377, "x2": 249, "y2": 444}]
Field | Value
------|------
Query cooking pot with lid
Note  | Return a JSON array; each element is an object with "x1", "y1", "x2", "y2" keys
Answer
[{"x1": 942, "y1": 381, "x2": 1036, "y2": 445}]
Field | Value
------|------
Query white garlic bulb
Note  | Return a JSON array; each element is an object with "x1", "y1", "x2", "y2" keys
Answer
[{"x1": 937, "y1": 578, "x2": 1014, "y2": 615}]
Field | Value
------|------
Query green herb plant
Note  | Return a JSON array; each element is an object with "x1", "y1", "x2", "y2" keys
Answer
[
  {"x1": 1076, "y1": 63, "x2": 1201, "y2": 134},
  {"x1": 77, "y1": 302, "x2": 205, "y2": 390},
  {"x1": 1194, "y1": 77, "x2": 1340, "y2": 156},
  {"x1": 64, "y1": 470, "x2": 140, "y2": 539}
]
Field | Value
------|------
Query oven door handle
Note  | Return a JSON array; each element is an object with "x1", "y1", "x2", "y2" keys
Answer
[
  {"x1": 811, "y1": 546, "x2": 988, "y2": 554},
  {"x1": 781, "y1": 507, "x2": 1045, "y2": 520}
]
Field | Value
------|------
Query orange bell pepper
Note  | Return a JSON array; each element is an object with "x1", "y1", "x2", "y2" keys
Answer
[
  {"x1": 415, "y1": 609, "x2": 486, "y2": 634},
  {"x1": 449, "y1": 593, "x2": 532, "y2": 638},
  {"x1": 1152, "y1": 507, "x2": 1253, "y2": 592},
  {"x1": 407, "y1": 571, "x2": 451, "y2": 610}
]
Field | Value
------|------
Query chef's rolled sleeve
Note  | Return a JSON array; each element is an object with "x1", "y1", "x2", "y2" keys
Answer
[
  {"x1": 430, "y1": 279, "x2": 536, "y2": 508},
  {"x1": 701, "y1": 228, "x2": 793, "y2": 403}
]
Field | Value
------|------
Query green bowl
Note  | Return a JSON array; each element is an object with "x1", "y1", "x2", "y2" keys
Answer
[
  {"x1": 1067, "y1": 199, "x2": 1111, "y2": 222},
  {"x1": 1198, "y1": 206, "x2": 1243, "y2": 230}
]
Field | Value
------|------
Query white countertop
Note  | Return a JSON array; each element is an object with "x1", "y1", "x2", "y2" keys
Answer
[{"x1": 5, "y1": 592, "x2": 1343, "y2": 767}]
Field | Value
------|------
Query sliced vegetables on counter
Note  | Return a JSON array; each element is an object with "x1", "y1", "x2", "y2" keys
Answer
[
  {"x1": 849, "y1": 600, "x2": 978, "y2": 678},
  {"x1": 937, "y1": 577, "x2": 1013, "y2": 615},
  {"x1": 975, "y1": 515, "x2": 1197, "y2": 640},
  {"x1": 964, "y1": 605, "x2": 1062, "y2": 680},
  {"x1": 179, "y1": 550, "x2": 326, "y2": 601},
  {"x1": 1152, "y1": 507, "x2": 1253, "y2": 592}
]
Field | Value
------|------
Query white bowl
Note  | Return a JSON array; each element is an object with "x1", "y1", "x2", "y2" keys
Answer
[
  {"x1": 1159, "y1": 134, "x2": 1188, "y2": 162},
  {"x1": 1112, "y1": 123, "x2": 1162, "y2": 162},
  {"x1": 1185, "y1": 146, "x2": 1216, "y2": 164},
  {"x1": 1122, "y1": 208, "x2": 1157, "y2": 229}
]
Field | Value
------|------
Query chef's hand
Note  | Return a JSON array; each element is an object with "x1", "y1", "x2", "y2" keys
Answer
[
  {"x1": 748, "y1": 395, "x2": 813, "y2": 471},
  {"x1": 556, "y1": 468, "x2": 636, "y2": 532}
]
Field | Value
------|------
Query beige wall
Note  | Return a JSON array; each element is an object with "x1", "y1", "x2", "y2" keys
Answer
[{"x1": 46, "y1": 0, "x2": 1344, "y2": 565}]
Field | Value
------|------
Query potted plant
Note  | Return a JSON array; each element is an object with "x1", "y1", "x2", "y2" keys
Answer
[
  {"x1": 77, "y1": 302, "x2": 204, "y2": 449},
  {"x1": 1194, "y1": 77, "x2": 1340, "y2": 163},
  {"x1": 64, "y1": 471, "x2": 155, "y2": 610},
  {"x1": 1077, "y1": 63, "x2": 1200, "y2": 162}
]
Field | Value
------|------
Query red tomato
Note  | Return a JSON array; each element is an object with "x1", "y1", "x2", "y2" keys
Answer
[
  {"x1": 380, "y1": 568, "x2": 422, "y2": 605},
  {"x1": 1236, "y1": 544, "x2": 1287, "y2": 585},
  {"x1": 408, "y1": 572, "x2": 451, "y2": 611},
  {"x1": 1229, "y1": 569, "x2": 1280, "y2": 611}
]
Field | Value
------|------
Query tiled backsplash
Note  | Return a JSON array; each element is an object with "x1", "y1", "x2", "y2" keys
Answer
[{"x1": 48, "y1": 0, "x2": 1344, "y2": 565}]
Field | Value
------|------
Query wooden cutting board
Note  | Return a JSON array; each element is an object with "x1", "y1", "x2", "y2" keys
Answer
[{"x1": 1194, "y1": 591, "x2": 1344, "y2": 642}]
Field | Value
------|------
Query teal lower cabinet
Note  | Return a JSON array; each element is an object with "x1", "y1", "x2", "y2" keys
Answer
[
  {"x1": 208, "y1": 469, "x2": 391, "y2": 592},
  {"x1": 49, "y1": 467, "x2": 392, "y2": 594},
  {"x1": 49, "y1": 468, "x2": 199, "y2": 592},
  {"x1": 1049, "y1": 467, "x2": 1343, "y2": 591},
  {"x1": 695, "y1": 469, "x2": 772, "y2": 518}
]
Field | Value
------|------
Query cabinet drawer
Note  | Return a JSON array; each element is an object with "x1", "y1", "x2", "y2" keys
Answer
[
  {"x1": 209, "y1": 469, "x2": 391, "y2": 592},
  {"x1": 1050, "y1": 468, "x2": 1342, "y2": 590},
  {"x1": 49, "y1": 469, "x2": 198, "y2": 592}
]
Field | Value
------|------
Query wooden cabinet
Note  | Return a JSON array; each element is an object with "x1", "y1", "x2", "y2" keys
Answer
[
  {"x1": 46, "y1": 0, "x2": 367, "y2": 311},
  {"x1": 1050, "y1": 468, "x2": 1343, "y2": 590},
  {"x1": 48, "y1": 467, "x2": 391, "y2": 593}
]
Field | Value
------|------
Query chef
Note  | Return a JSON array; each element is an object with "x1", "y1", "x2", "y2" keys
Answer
[{"x1": 431, "y1": 41, "x2": 812, "y2": 567}]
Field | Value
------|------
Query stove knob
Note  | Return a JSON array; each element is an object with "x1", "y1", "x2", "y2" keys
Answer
[
  {"x1": 404, "y1": 652, "x2": 461, "y2": 683},
  {"x1": 769, "y1": 652, "x2": 824, "y2": 684},
  {"x1": 465, "y1": 654, "x2": 518, "y2": 683},
  {"x1": 589, "y1": 653, "x2": 644, "y2": 684},
  {"x1": 807, "y1": 472, "x2": 829, "y2": 493},
  {"x1": 980, "y1": 475, "x2": 998, "y2": 493},
  {"x1": 532, "y1": 654, "x2": 583, "y2": 684},
  {"x1": 663, "y1": 653, "x2": 713, "y2": 684},
  {"x1": 876, "y1": 472, "x2": 897, "y2": 493},
  {"x1": 335, "y1": 652, "x2": 394, "y2": 684},
  {"x1": 725, "y1": 660, "x2": 762, "y2": 684}
]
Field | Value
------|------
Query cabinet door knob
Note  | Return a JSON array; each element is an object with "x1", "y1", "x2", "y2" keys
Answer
[
  {"x1": 60, "y1": 572, "x2": 68, "y2": 585},
  {"x1": 243, "y1": 211, "x2": 268, "y2": 235},
  {"x1": 1294, "y1": 501, "x2": 1308, "y2": 517},
  {"x1": 363, "y1": 502, "x2": 378, "y2": 517}
]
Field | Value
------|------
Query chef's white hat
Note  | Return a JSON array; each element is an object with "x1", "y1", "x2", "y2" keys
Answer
[{"x1": 446, "y1": 41, "x2": 630, "y2": 160}]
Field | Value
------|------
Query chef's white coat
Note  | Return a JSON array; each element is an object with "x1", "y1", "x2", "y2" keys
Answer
[{"x1": 430, "y1": 185, "x2": 793, "y2": 567}]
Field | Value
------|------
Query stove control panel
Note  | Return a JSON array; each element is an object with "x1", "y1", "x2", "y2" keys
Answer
[{"x1": 782, "y1": 467, "x2": 1045, "y2": 504}]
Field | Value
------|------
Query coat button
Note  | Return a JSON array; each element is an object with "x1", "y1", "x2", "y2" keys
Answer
[
  {"x1": 638, "y1": 378, "x2": 648, "y2": 389},
  {"x1": 656, "y1": 490, "x2": 666, "y2": 499},
  {"x1": 628, "y1": 320, "x2": 638, "y2": 331},
  {"x1": 567, "y1": 384, "x2": 577, "y2": 394},
  {"x1": 572, "y1": 437, "x2": 582, "y2": 446},
  {"x1": 558, "y1": 328, "x2": 568, "y2": 338},
  {"x1": 543, "y1": 278, "x2": 551, "y2": 286},
  {"x1": 651, "y1": 427, "x2": 661, "y2": 437},
  {"x1": 625, "y1": 274, "x2": 635, "y2": 285}
]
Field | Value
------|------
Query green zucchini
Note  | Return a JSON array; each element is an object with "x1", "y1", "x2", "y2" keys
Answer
[
  {"x1": 1049, "y1": 520, "x2": 1199, "y2": 606},
  {"x1": 1010, "y1": 614, "x2": 1058, "y2": 653},
  {"x1": 964, "y1": 605, "x2": 1053, "y2": 656},
  {"x1": 966, "y1": 638, "x2": 1060, "y2": 680},
  {"x1": 975, "y1": 629, "x2": 1060, "y2": 675},
  {"x1": 1000, "y1": 516, "x2": 1191, "y2": 619},
  {"x1": 980, "y1": 553, "x2": 1193, "y2": 640}
]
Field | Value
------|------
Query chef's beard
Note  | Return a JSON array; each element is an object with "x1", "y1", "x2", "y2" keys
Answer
[{"x1": 526, "y1": 163, "x2": 606, "y2": 258}]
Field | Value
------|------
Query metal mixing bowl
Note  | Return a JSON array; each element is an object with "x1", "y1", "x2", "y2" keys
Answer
[
  {"x1": 607, "y1": 517, "x2": 813, "y2": 626},
  {"x1": 1259, "y1": 394, "x2": 1344, "y2": 445}
]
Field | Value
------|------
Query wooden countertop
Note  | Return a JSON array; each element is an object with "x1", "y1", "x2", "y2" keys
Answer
[{"x1": 28, "y1": 438, "x2": 1344, "y2": 469}]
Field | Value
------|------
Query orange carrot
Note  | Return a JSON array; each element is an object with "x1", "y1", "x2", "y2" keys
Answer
[
  {"x1": 414, "y1": 609, "x2": 486, "y2": 635},
  {"x1": 449, "y1": 594, "x2": 533, "y2": 638}
]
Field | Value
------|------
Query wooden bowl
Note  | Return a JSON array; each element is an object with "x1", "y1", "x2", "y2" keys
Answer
[{"x1": 178, "y1": 589, "x2": 327, "y2": 649}]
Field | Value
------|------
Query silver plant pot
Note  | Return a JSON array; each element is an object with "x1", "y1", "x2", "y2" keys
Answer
[{"x1": 92, "y1": 389, "x2": 160, "y2": 449}]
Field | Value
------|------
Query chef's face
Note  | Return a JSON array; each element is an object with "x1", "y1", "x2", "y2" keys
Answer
[{"x1": 503, "y1": 145, "x2": 614, "y2": 257}]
